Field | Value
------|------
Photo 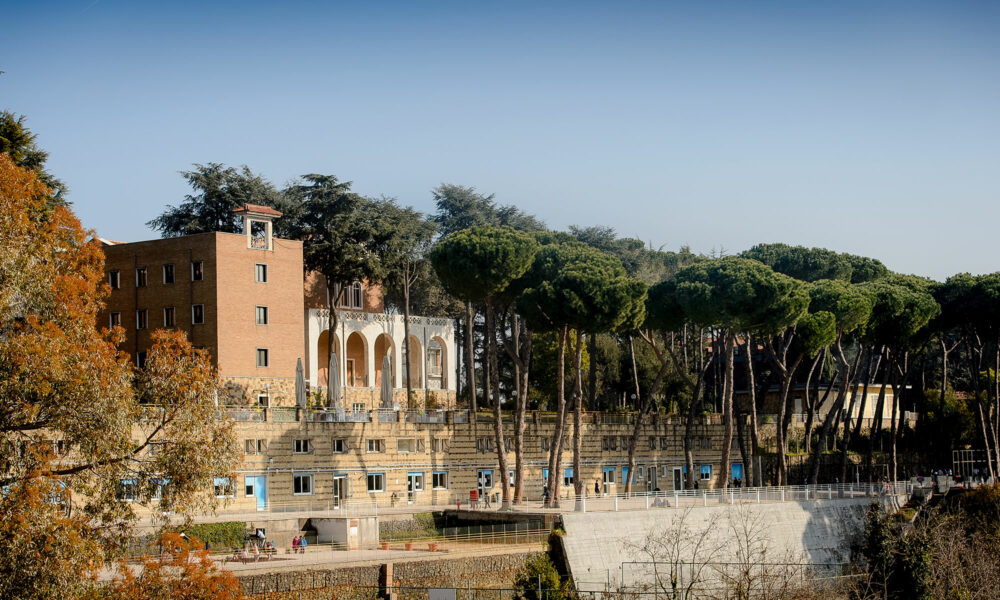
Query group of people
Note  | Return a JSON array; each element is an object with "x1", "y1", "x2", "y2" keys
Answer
[
  {"x1": 230, "y1": 541, "x2": 276, "y2": 564},
  {"x1": 291, "y1": 535, "x2": 309, "y2": 553}
]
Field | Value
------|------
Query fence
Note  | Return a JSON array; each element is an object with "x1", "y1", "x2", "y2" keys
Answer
[
  {"x1": 540, "y1": 480, "x2": 912, "y2": 513},
  {"x1": 381, "y1": 520, "x2": 547, "y2": 545}
]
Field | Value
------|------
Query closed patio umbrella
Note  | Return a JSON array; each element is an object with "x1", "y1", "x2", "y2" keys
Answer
[
  {"x1": 295, "y1": 358, "x2": 306, "y2": 408},
  {"x1": 380, "y1": 355, "x2": 393, "y2": 409}
]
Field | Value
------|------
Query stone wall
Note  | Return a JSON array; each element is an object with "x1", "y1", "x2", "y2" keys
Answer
[{"x1": 240, "y1": 551, "x2": 543, "y2": 599}]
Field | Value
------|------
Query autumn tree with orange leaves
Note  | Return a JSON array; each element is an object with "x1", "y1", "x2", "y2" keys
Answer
[{"x1": 0, "y1": 152, "x2": 241, "y2": 599}]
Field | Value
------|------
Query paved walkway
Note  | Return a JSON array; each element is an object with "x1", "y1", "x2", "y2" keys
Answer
[{"x1": 101, "y1": 541, "x2": 543, "y2": 580}]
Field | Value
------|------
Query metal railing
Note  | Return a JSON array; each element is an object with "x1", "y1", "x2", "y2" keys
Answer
[
  {"x1": 538, "y1": 480, "x2": 913, "y2": 513},
  {"x1": 406, "y1": 410, "x2": 447, "y2": 424}
]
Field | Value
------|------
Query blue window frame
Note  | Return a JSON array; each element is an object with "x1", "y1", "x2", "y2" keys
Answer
[
  {"x1": 563, "y1": 468, "x2": 574, "y2": 486},
  {"x1": 622, "y1": 467, "x2": 630, "y2": 484},
  {"x1": 699, "y1": 465, "x2": 712, "y2": 481},
  {"x1": 731, "y1": 464, "x2": 743, "y2": 480}
]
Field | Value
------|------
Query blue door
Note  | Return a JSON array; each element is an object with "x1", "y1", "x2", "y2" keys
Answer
[
  {"x1": 731, "y1": 464, "x2": 743, "y2": 483},
  {"x1": 247, "y1": 475, "x2": 266, "y2": 511}
]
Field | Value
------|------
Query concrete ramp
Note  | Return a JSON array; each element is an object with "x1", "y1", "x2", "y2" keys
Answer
[{"x1": 560, "y1": 496, "x2": 902, "y2": 590}]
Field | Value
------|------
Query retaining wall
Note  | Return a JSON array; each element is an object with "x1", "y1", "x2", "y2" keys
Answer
[
  {"x1": 560, "y1": 495, "x2": 903, "y2": 590},
  {"x1": 240, "y1": 550, "x2": 542, "y2": 599}
]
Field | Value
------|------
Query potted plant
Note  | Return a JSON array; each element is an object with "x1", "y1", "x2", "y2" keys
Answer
[
  {"x1": 404, "y1": 541, "x2": 414, "y2": 551},
  {"x1": 380, "y1": 541, "x2": 390, "y2": 550},
  {"x1": 427, "y1": 542, "x2": 439, "y2": 552}
]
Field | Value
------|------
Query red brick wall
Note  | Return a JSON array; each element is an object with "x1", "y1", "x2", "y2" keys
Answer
[{"x1": 99, "y1": 233, "x2": 220, "y2": 366}]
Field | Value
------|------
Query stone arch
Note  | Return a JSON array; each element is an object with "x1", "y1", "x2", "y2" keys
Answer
[
  {"x1": 345, "y1": 331, "x2": 368, "y2": 387},
  {"x1": 373, "y1": 333, "x2": 395, "y2": 387},
  {"x1": 428, "y1": 336, "x2": 448, "y2": 390},
  {"x1": 316, "y1": 330, "x2": 341, "y2": 387},
  {"x1": 402, "y1": 335, "x2": 423, "y2": 388}
]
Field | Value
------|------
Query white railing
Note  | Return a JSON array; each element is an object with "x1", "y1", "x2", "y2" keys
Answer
[
  {"x1": 540, "y1": 480, "x2": 913, "y2": 513},
  {"x1": 176, "y1": 481, "x2": 914, "y2": 524}
]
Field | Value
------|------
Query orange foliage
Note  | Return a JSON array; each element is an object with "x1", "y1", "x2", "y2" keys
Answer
[
  {"x1": 102, "y1": 532, "x2": 246, "y2": 600},
  {"x1": 0, "y1": 151, "x2": 239, "y2": 596}
]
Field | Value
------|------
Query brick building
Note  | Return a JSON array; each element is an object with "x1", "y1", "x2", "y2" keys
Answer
[{"x1": 99, "y1": 204, "x2": 457, "y2": 408}]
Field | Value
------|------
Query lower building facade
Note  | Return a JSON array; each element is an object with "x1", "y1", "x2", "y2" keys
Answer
[{"x1": 178, "y1": 409, "x2": 744, "y2": 516}]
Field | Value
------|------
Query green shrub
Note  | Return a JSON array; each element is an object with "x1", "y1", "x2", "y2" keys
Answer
[
  {"x1": 180, "y1": 521, "x2": 246, "y2": 550},
  {"x1": 513, "y1": 554, "x2": 566, "y2": 600}
]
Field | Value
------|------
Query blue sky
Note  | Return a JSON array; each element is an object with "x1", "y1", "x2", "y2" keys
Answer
[{"x1": 3, "y1": 1, "x2": 998, "y2": 280}]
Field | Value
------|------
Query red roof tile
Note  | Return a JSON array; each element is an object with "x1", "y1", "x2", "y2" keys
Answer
[{"x1": 233, "y1": 203, "x2": 283, "y2": 217}]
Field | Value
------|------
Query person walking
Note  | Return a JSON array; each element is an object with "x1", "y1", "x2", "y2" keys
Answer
[
  {"x1": 299, "y1": 536, "x2": 308, "y2": 553},
  {"x1": 594, "y1": 479, "x2": 601, "y2": 496},
  {"x1": 292, "y1": 536, "x2": 299, "y2": 554}
]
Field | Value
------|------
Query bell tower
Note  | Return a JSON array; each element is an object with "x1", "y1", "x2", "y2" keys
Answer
[{"x1": 233, "y1": 203, "x2": 283, "y2": 251}]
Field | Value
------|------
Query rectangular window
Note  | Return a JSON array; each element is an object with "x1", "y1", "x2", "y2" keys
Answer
[
  {"x1": 649, "y1": 436, "x2": 656, "y2": 450},
  {"x1": 191, "y1": 304, "x2": 204, "y2": 325},
  {"x1": 108, "y1": 270, "x2": 120, "y2": 289},
  {"x1": 563, "y1": 468, "x2": 574, "y2": 486},
  {"x1": 351, "y1": 402, "x2": 366, "y2": 412},
  {"x1": 163, "y1": 307, "x2": 175, "y2": 327},
  {"x1": 255, "y1": 263, "x2": 268, "y2": 283},
  {"x1": 366, "y1": 472, "x2": 385, "y2": 493},
  {"x1": 431, "y1": 438, "x2": 449, "y2": 453},
  {"x1": 293, "y1": 473, "x2": 313, "y2": 495},
  {"x1": 352, "y1": 283, "x2": 363, "y2": 309},
  {"x1": 213, "y1": 476, "x2": 234, "y2": 498},
  {"x1": 256, "y1": 348, "x2": 269, "y2": 368},
  {"x1": 332, "y1": 439, "x2": 346, "y2": 453},
  {"x1": 119, "y1": 477, "x2": 138, "y2": 501},
  {"x1": 293, "y1": 439, "x2": 312, "y2": 454},
  {"x1": 135, "y1": 267, "x2": 147, "y2": 287},
  {"x1": 700, "y1": 465, "x2": 712, "y2": 481},
  {"x1": 245, "y1": 477, "x2": 256, "y2": 497},
  {"x1": 191, "y1": 261, "x2": 203, "y2": 281},
  {"x1": 428, "y1": 348, "x2": 442, "y2": 377},
  {"x1": 136, "y1": 352, "x2": 147, "y2": 369},
  {"x1": 699, "y1": 436, "x2": 712, "y2": 450},
  {"x1": 367, "y1": 439, "x2": 384, "y2": 453},
  {"x1": 256, "y1": 306, "x2": 268, "y2": 325},
  {"x1": 109, "y1": 312, "x2": 121, "y2": 328},
  {"x1": 256, "y1": 394, "x2": 269, "y2": 407},
  {"x1": 477, "y1": 437, "x2": 494, "y2": 453},
  {"x1": 602, "y1": 436, "x2": 618, "y2": 451},
  {"x1": 136, "y1": 309, "x2": 148, "y2": 330},
  {"x1": 397, "y1": 438, "x2": 417, "y2": 453},
  {"x1": 244, "y1": 439, "x2": 267, "y2": 454},
  {"x1": 541, "y1": 437, "x2": 550, "y2": 451},
  {"x1": 162, "y1": 263, "x2": 174, "y2": 284},
  {"x1": 660, "y1": 437, "x2": 669, "y2": 450},
  {"x1": 432, "y1": 471, "x2": 448, "y2": 490}
]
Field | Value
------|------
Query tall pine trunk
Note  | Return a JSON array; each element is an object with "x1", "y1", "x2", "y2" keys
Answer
[
  {"x1": 545, "y1": 326, "x2": 569, "y2": 507},
  {"x1": 717, "y1": 331, "x2": 736, "y2": 490},
  {"x1": 484, "y1": 301, "x2": 511, "y2": 509},
  {"x1": 326, "y1": 281, "x2": 340, "y2": 406},
  {"x1": 572, "y1": 330, "x2": 585, "y2": 507},
  {"x1": 465, "y1": 301, "x2": 477, "y2": 415}
]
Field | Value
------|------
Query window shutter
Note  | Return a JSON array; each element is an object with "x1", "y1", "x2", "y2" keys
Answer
[
  {"x1": 417, "y1": 438, "x2": 425, "y2": 452},
  {"x1": 245, "y1": 440, "x2": 254, "y2": 453}
]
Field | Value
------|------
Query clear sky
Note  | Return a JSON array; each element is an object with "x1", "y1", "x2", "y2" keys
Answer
[{"x1": 3, "y1": 1, "x2": 998, "y2": 281}]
